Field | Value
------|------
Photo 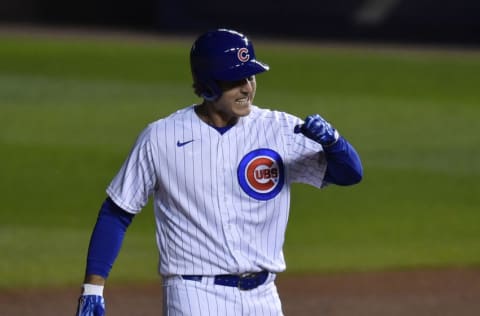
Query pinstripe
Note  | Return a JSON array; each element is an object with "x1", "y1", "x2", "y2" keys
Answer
[
  {"x1": 260, "y1": 114, "x2": 275, "y2": 261},
  {"x1": 173, "y1": 120, "x2": 185, "y2": 274}
]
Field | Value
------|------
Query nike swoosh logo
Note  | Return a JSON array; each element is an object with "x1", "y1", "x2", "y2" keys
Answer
[{"x1": 177, "y1": 140, "x2": 194, "y2": 147}]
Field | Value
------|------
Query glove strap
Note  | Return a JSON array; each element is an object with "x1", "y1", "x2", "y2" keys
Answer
[
  {"x1": 82, "y1": 283, "x2": 104, "y2": 296},
  {"x1": 323, "y1": 129, "x2": 340, "y2": 148}
]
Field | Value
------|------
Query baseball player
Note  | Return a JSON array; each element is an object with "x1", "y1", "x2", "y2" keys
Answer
[{"x1": 76, "y1": 28, "x2": 363, "y2": 316}]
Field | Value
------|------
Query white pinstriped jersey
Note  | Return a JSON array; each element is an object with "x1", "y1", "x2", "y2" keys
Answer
[{"x1": 107, "y1": 105, "x2": 327, "y2": 276}]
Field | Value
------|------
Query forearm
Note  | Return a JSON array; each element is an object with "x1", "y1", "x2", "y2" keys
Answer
[
  {"x1": 323, "y1": 136, "x2": 363, "y2": 185},
  {"x1": 83, "y1": 197, "x2": 135, "y2": 282}
]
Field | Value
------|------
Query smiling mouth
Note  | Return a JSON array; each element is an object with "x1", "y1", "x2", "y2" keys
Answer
[{"x1": 236, "y1": 97, "x2": 250, "y2": 105}]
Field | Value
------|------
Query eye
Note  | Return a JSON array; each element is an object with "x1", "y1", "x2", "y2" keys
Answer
[{"x1": 247, "y1": 76, "x2": 254, "y2": 82}]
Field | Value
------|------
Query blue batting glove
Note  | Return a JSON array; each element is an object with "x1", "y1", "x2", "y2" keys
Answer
[
  {"x1": 76, "y1": 295, "x2": 105, "y2": 316},
  {"x1": 294, "y1": 114, "x2": 340, "y2": 146}
]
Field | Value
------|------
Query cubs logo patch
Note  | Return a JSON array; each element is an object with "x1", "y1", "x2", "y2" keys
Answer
[
  {"x1": 237, "y1": 148, "x2": 284, "y2": 200},
  {"x1": 237, "y1": 47, "x2": 250, "y2": 63}
]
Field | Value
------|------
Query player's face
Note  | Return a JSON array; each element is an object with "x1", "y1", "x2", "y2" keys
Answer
[{"x1": 214, "y1": 76, "x2": 257, "y2": 119}]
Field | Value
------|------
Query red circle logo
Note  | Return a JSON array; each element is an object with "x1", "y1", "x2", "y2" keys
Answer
[{"x1": 245, "y1": 156, "x2": 279, "y2": 193}]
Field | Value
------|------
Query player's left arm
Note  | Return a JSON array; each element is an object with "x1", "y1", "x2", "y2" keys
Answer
[{"x1": 294, "y1": 114, "x2": 363, "y2": 186}]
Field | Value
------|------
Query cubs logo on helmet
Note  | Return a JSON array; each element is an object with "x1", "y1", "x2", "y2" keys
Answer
[
  {"x1": 237, "y1": 148, "x2": 284, "y2": 200},
  {"x1": 237, "y1": 47, "x2": 250, "y2": 63}
]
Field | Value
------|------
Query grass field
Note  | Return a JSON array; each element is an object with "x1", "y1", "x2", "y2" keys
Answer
[{"x1": 1, "y1": 30, "x2": 479, "y2": 289}]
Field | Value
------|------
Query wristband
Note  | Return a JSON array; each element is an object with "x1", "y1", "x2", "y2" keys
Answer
[{"x1": 82, "y1": 283, "x2": 104, "y2": 296}]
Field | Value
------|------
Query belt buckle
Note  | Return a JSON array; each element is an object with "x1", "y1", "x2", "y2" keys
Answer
[{"x1": 238, "y1": 272, "x2": 257, "y2": 291}]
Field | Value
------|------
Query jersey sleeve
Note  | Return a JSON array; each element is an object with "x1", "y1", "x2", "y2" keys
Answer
[
  {"x1": 283, "y1": 113, "x2": 327, "y2": 188},
  {"x1": 107, "y1": 124, "x2": 158, "y2": 213}
]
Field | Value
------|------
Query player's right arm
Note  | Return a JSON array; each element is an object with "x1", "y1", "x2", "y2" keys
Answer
[
  {"x1": 76, "y1": 197, "x2": 135, "y2": 316},
  {"x1": 76, "y1": 124, "x2": 157, "y2": 315}
]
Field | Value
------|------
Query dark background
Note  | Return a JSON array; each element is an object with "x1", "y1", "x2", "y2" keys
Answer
[{"x1": 1, "y1": 0, "x2": 479, "y2": 46}]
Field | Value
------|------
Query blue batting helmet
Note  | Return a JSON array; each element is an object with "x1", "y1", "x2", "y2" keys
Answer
[{"x1": 190, "y1": 28, "x2": 270, "y2": 101}]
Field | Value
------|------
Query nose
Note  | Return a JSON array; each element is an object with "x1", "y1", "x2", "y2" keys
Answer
[{"x1": 240, "y1": 78, "x2": 253, "y2": 93}]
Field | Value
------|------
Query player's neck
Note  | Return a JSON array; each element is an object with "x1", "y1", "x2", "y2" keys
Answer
[{"x1": 194, "y1": 103, "x2": 239, "y2": 128}]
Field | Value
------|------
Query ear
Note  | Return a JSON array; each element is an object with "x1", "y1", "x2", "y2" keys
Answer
[
  {"x1": 193, "y1": 82, "x2": 215, "y2": 100},
  {"x1": 197, "y1": 80, "x2": 221, "y2": 101},
  {"x1": 201, "y1": 88, "x2": 217, "y2": 101}
]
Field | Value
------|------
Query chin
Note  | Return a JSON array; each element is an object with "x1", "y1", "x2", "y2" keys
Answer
[{"x1": 236, "y1": 105, "x2": 252, "y2": 117}]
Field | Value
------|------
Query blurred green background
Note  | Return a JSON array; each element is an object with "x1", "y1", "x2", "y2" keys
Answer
[{"x1": 1, "y1": 32, "x2": 479, "y2": 289}]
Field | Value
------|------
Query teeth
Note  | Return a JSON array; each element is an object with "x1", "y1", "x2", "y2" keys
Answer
[{"x1": 236, "y1": 98, "x2": 248, "y2": 104}]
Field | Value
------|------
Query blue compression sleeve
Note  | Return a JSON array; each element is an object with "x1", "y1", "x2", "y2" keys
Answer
[
  {"x1": 85, "y1": 197, "x2": 135, "y2": 278},
  {"x1": 324, "y1": 136, "x2": 363, "y2": 186}
]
